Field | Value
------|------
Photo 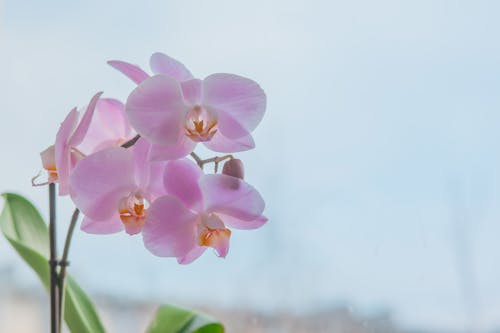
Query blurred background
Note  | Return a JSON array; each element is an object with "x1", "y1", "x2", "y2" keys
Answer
[{"x1": 1, "y1": 0, "x2": 500, "y2": 332}]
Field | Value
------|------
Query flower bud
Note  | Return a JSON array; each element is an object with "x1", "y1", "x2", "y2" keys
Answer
[{"x1": 222, "y1": 158, "x2": 244, "y2": 179}]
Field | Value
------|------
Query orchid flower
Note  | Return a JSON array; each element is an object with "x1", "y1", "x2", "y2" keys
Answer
[
  {"x1": 39, "y1": 94, "x2": 136, "y2": 195},
  {"x1": 108, "y1": 53, "x2": 266, "y2": 160},
  {"x1": 69, "y1": 138, "x2": 167, "y2": 235},
  {"x1": 142, "y1": 158, "x2": 267, "y2": 264}
]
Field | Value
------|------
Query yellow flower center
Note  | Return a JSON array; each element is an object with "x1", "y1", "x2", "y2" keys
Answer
[
  {"x1": 184, "y1": 105, "x2": 218, "y2": 142},
  {"x1": 119, "y1": 192, "x2": 148, "y2": 235},
  {"x1": 197, "y1": 213, "x2": 231, "y2": 257}
]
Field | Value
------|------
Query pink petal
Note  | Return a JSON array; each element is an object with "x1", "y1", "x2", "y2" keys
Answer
[
  {"x1": 148, "y1": 135, "x2": 196, "y2": 161},
  {"x1": 40, "y1": 145, "x2": 56, "y2": 170},
  {"x1": 128, "y1": 138, "x2": 168, "y2": 201},
  {"x1": 70, "y1": 147, "x2": 136, "y2": 220},
  {"x1": 143, "y1": 159, "x2": 169, "y2": 201},
  {"x1": 81, "y1": 214, "x2": 124, "y2": 234},
  {"x1": 198, "y1": 222, "x2": 231, "y2": 258},
  {"x1": 69, "y1": 92, "x2": 103, "y2": 147},
  {"x1": 218, "y1": 213, "x2": 268, "y2": 230},
  {"x1": 211, "y1": 231, "x2": 230, "y2": 257},
  {"x1": 131, "y1": 137, "x2": 152, "y2": 188},
  {"x1": 177, "y1": 246, "x2": 206, "y2": 264},
  {"x1": 203, "y1": 74, "x2": 266, "y2": 139},
  {"x1": 95, "y1": 98, "x2": 133, "y2": 139},
  {"x1": 163, "y1": 159, "x2": 203, "y2": 210},
  {"x1": 40, "y1": 145, "x2": 57, "y2": 184},
  {"x1": 199, "y1": 174, "x2": 265, "y2": 221},
  {"x1": 215, "y1": 111, "x2": 251, "y2": 140},
  {"x1": 203, "y1": 131, "x2": 255, "y2": 153},
  {"x1": 142, "y1": 195, "x2": 197, "y2": 258},
  {"x1": 149, "y1": 52, "x2": 193, "y2": 81},
  {"x1": 181, "y1": 79, "x2": 202, "y2": 105},
  {"x1": 107, "y1": 60, "x2": 149, "y2": 84},
  {"x1": 126, "y1": 75, "x2": 186, "y2": 145},
  {"x1": 76, "y1": 98, "x2": 135, "y2": 153},
  {"x1": 55, "y1": 107, "x2": 79, "y2": 196}
]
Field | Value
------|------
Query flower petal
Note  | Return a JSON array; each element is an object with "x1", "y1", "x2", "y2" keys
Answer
[
  {"x1": 95, "y1": 98, "x2": 133, "y2": 139},
  {"x1": 211, "y1": 231, "x2": 230, "y2": 258},
  {"x1": 177, "y1": 246, "x2": 206, "y2": 265},
  {"x1": 76, "y1": 98, "x2": 135, "y2": 153},
  {"x1": 70, "y1": 147, "x2": 136, "y2": 220},
  {"x1": 40, "y1": 145, "x2": 57, "y2": 183},
  {"x1": 148, "y1": 135, "x2": 196, "y2": 161},
  {"x1": 199, "y1": 174, "x2": 265, "y2": 221},
  {"x1": 55, "y1": 107, "x2": 79, "y2": 196},
  {"x1": 149, "y1": 52, "x2": 193, "y2": 81},
  {"x1": 203, "y1": 74, "x2": 266, "y2": 138},
  {"x1": 214, "y1": 111, "x2": 250, "y2": 140},
  {"x1": 126, "y1": 75, "x2": 185, "y2": 145},
  {"x1": 203, "y1": 131, "x2": 255, "y2": 153},
  {"x1": 142, "y1": 195, "x2": 197, "y2": 258},
  {"x1": 163, "y1": 159, "x2": 203, "y2": 210},
  {"x1": 181, "y1": 79, "x2": 202, "y2": 105},
  {"x1": 131, "y1": 137, "x2": 152, "y2": 188},
  {"x1": 218, "y1": 213, "x2": 268, "y2": 230},
  {"x1": 127, "y1": 138, "x2": 168, "y2": 201},
  {"x1": 143, "y1": 160, "x2": 169, "y2": 201},
  {"x1": 107, "y1": 60, "x2": 149, "y2": 84},
  {"x1": 198, "y1": 220, "x2": 231, "y2": 258},
  {"x1": 70, "y1": 92, "x2": 103, "y2": 147},
  {"x1": 40, "y1": 145, "x2": 56, "y2": 170},
  {"x1": 81, "y1": 214, "x2": 124, "y2": 234}
]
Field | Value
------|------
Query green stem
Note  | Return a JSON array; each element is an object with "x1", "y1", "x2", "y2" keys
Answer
[
  {"x1": 48, "y1": 183, "x2": 60, "y2": 333},
  {"x1": 57, "y1": 208, "x2": 80, "y2": 329}
]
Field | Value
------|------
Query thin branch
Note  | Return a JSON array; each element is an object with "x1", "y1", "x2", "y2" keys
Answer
[
  {"x1": 57, "y1": 208, "x2": 79, "y2": 329},
  {"x1": 189, "y1": 152, "x2": 233, "y2": 172},
  {"x1": 190, "y1": 152, "x2": 204, "y2": 167},
  {"x1": 121, "y1": 134, "x2": 141, "y2": 148},
  {"x1": 48, "y1": 183, "x2": 60, "y2": 333}
]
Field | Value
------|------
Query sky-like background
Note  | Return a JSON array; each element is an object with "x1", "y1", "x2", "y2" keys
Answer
[{"x1": 2, "y1": 0, "x2": 500, "y2": 331}]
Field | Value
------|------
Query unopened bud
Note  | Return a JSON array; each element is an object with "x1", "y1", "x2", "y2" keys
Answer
[{"x1": 222, "y1": 158, "x2": 244, "y2": 179}]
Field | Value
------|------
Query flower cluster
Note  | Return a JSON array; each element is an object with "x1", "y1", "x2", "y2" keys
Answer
[{"x1": 38, "y1": 53, "x2": 267, "y2": 264}]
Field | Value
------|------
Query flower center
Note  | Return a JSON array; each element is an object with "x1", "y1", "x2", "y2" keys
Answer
[
  {"x1": 197, "y1": 213, "x2": 231, "y2": 257},
  {"x1": 184, "y1": 105, "x2": 218, "y2": 142},
  {"x1": 45, "y1": 165, "x2": 58, "y2": 183},
  {"x1": 40, "y1": 147, "x2": 86, "y2": 184},
  {"x1": 119, "y1": 192, "x2": 148, "y2": 235}
]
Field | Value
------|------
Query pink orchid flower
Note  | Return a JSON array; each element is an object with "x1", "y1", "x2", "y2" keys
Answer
[
  {"x1": 142, "y1": 158, "x2": 267, "y2": 264},
  {"x1": 40, "y1": 94, "x2": 136, "y2": 195},
  {"x1": 69, "y1": 138, "x2": 166, "y2": 235},
  {"x1": 108, "y1": 53, "x2": 266, "y2": 160}
]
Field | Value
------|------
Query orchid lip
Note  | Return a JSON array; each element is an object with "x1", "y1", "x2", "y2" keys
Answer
[
  {"x1": 46, "y1": 166, "x2": 59, "y2": 183},
  {"x1": 119, "y1": 192, "x2": 149, "y2": 235},
  {"x1": 184, "y1": 105, "x2": 218, "y2": 142},
  {"x1": 197, "y1": 213, "x2": 231, "y2": 257}
]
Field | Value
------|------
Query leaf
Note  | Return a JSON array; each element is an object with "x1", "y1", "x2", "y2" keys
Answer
[
  {"x1": 147, "y1": 304, "x2": 225, "y2": 333},
  {"x1": 0, "y1": 193, "x2": 106, "y2": 333}
]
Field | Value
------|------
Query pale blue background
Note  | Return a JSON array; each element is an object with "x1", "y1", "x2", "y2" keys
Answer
[{"x1": 1, "y1": 1, "x2": 500, "y2": 331}]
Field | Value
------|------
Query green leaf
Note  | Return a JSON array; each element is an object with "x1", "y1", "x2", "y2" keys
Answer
[
  {"x1": 0, "y1": 193, "x2": 106, "y2": 333},
  {"x1": 147, "y1": 304, "x2": 225, "y2": 333}
]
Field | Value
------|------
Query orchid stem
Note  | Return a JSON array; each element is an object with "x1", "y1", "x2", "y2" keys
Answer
[
  {"x1": 190, "y1": 152, "x2": 233, "y2": 171},
  {"x1": 190, "y1": 152, "x2": 203, "y2": 167},
  {"x1": 121, "y1": 134, "x2": 141, "y2": 148},
  {"x1": 57, "y1": 208, "x2": 80, "y2": 330},
  {"x1": 48, "y1": 183, "x2": 60, "y2": 333}
]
